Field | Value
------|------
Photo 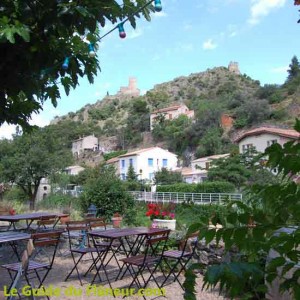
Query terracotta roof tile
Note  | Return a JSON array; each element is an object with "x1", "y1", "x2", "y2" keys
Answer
[
  {"x1": 152, "y1": 105, "x2": 184, "y2": 114},
  {"x1": 235, "y1": 127, "x2": 300, "y2": 142},
  {"x1": 118, "y1": 147, "x2": 175, "y2": 158}
]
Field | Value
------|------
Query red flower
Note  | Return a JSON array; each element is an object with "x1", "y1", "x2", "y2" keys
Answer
[{"x1": 9, "y1": 208, "x2": 16, "y2": 215}]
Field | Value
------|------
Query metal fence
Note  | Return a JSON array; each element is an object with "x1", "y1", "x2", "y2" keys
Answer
[{"x1": 129, "y1": 191, "x2": 242, "y2": 205}]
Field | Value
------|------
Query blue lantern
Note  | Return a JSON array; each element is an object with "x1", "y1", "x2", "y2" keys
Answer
[
  {"x1": 62, "y1": 57, "x2": 70, "y2": 70},
  {"x1": 154, "y1": 0, "x2": 162, "y2": 12},
  {"x1": 87, "y1": 204, "x2": 97, "y2": 217},
  {"x1": 118, "y1": 23, "x2": 126, "y2": 39},
  {"x1": 88, "y1": 43, "x2": 96, "y2": 58}
]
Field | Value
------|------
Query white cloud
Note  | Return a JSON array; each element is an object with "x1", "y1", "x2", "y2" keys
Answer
[
  {"x1": 202, "y1": 39, "x2": 217, "y2": 50},
  {"x1": 127, "y1": 28, "x2": 143, "y2": 39},
  {"x1": 0, "y1": 123, "x2": 17, "y2": 139},
  {"x1": 0, "y1": 112, "x2": 51, "y2": 140},
  {"x1": 270, "y1": 66, "x2": 288, "y2": 74},
  {"x1": 180, "y1": 43, "x2": 194, "y2": 52},
  {"x1": 153, "y1": 11, "x2": 168, "y2": 18},
  {"x1": 248, "y1": 0, "x2": 286, "y2": 25}
]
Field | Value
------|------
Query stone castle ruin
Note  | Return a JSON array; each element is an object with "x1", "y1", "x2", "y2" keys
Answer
[
  {"x1": 228, "y1": 61, "x2": 240, "y2": 75},
  {"x1": 116, "y1": 77, "x2": 140, "y2": 97}
]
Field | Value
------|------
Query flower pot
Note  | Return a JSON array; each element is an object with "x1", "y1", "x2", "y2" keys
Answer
[
  {"x1": 152, "y1": 219, "x2": 176, "y2": 230},
  {"x1": 60, "y1": 216, "x2": 70, "y2": 225},
  {"x1": 111, "y1": 217, "x2": 122, "y2": 228}
]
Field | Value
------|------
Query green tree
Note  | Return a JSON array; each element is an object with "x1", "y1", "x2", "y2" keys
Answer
[
  {"x1": 207, "y1": 153, "x2": 251, "y2": 191},
  {"x1": 184, "y1": 119, "x2": 300, "y2": 300},
  {"x1": 0, "y1": 127, "x2": 73, "y2": 209},
  {"x1": 0, "y1": 0, "x2": 156, "y2": 129},
  {"x1": 126, "y1": 164, "x2": 138, "y2": 181},
  {"x1": 286, "y1": 55, "x2": 300, "y2": 82},
  {"x1": 154, "y1": 168, "x2": 183, "y2": 185}
]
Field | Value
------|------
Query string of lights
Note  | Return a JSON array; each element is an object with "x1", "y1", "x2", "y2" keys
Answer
[{"x1": 61, "y1": 0, "x2": 163, "y2": 70}]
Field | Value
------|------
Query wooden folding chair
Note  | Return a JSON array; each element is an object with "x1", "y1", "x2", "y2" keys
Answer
[
  {"x1": 64, "y1": 220, "x2": 108, "y2": 285},
  {"x1": 4, "y1": 239, "x2": 35, "y2": 300},
  {"x1": 2, "y1": 231, "x2": 62, "y2": 300},
  {"x1": 160, "y1": 231, "x2": 199, "y2": 289},
  {"x1": 119, "y1": 229, "x2": 170, "y2": 298},
  {"x1": 36, "y1": 217, "x2": 57, "y2": 232}
]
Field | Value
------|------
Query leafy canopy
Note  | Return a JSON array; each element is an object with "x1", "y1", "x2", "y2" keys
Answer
[
  {"x1": 0, "y1": 126, "x2": 73, "y2": 209},
  {"x1": 184, "y1": 119, "x2": 300, "y2": 300},
  {"x1": 0, "y1": 0, "x2": 155, "y2": 129}
]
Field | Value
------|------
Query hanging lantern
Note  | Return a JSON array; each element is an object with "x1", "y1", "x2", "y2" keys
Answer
[
  {"x1": 154, "y1": 0, "x2": 162, "y2": 12},
  {"x1": 118, "y1": 23, "x2": 126, "y2": 38},
  {"x1": 62, "y1": 57, "x2": 70, "y2": 70},
  {"x1": 88, "y1": 43, "x2": 96, "y2": 57}
]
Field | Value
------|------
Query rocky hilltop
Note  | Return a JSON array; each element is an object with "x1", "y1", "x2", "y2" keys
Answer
[{"x1": 50, "y1": 63, "x2": 300, "y2": 166}]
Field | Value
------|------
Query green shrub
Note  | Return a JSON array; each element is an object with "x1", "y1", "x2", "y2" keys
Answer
[
  {"x1": 175, "y1": 203, "x2": 228, "y2": 227},
  {"x1": 103, "y1": 150, "x2": 127, "y2": 161},
  {"x1": 80, "y1": 166, "x2": 136, "y2": 224},
  {"x1": 36, "y1": 194, "x2": 78, "y2": 211},
  {"x1": 3, "y1": 186, "x2": 27, "y2": 203},
  {"x1": 157, "y1": 181, "x2": 235, "y2": 193}
]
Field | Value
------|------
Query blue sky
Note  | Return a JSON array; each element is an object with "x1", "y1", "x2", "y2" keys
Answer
[{"x1": 1, "y1": 0, "x2": 299, "y2": 138}]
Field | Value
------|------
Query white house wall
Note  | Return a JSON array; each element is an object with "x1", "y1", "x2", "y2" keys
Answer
[
  {"x1": 119, "y1": 148, "x2": 177, "y2": 181},
  {"x1": 238, "y1": 133, "x2": 291, "y2": 153}
]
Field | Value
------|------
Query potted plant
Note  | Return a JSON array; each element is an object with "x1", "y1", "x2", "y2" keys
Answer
[
  {"x1": 111, "y1": 212, "x2": 122, "y2": 228},
  {"x1": 60, "y1": 207, "x2": 71, "y2": 224},
  {"x1": 145, "y1": 202, "x2": 176, "y2": 230}
]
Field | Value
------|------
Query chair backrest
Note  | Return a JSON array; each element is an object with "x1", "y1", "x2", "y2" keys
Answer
[
  {"x1": 8, "y1": 239, "x2": 35, "y2": 300},
  {"x1": 36, "y1": 217, "x2": 57, "y2": 231},
  {"x1": 65, "y1": 220, "x2": 90, "y2": 249},
  {"x1": 145, "y1": 229, "x2": 170, "y2": 256},
  {"x1": 31, "y1": 230, "x2": 62, "y2": 266},
  {"x1": 179, "y1": 231, "x2": 199, "y2": 255},
  {"x1": 86, "y1": 217, "x2": 107, "y2": 230}
]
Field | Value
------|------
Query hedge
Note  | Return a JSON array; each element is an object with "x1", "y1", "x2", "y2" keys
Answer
[{"x1": 156, "y1": 181, "x2": 235, "y2": 193}]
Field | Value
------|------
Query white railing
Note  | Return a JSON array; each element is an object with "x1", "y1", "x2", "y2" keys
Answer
[{"x1": 129, "y1": 191, "x2": 242, "y2": 205}]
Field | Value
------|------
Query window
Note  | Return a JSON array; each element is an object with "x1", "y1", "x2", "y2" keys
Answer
[
  {"x1": 121, "y1": 160, "x2": 125, "y2": 168},
  {"x1": 242, "y1": 144, "x2": 254, "y2": 153},
  {"x1": 149, "y1": 173, "x2": 154, "y2": 180},
  {"x1": 267, "y1": 139, "x2": 278, "y2": 147},
  {"x1": 148, "y1": 158, "x2": 153, "y2": 167},
  {"x1": 162, "y1": 159, "x2": 168, "y2": 167},
  {"x1": 121, "y1": 173, "x2": 126, "y2": 180},
  {"x1": 129, "y1": 158, "x2": 133, "y2": 166}
]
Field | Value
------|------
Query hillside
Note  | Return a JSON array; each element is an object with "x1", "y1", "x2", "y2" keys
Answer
[{"x1": 50, "y1": 63, "x2": 300, "y2": 166}]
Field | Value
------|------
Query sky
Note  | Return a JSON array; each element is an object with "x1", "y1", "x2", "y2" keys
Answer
[{"x1": 1, "y1": 0, "x2": 299, "y2": 138}]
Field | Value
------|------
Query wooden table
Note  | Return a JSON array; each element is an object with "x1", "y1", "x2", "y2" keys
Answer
[
  {"x1": 0, "y1": 212, "x2": 69, "y2": 231},
  {"x1": 88, "y1": 227, "x2": 169, "y2": 286},
  {"x1": 0, "y1": 231, "x2": 31, "y2": 260}
]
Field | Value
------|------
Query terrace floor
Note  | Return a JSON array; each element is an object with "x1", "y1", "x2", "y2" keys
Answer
[{"x1": 0, "y1": 238, "x2": 226, "y2": 300}]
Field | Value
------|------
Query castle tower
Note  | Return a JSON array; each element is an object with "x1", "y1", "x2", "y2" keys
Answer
[
  {"x1": 117, "y1": 77, "x2": 140, "y2": 97},
  {"x1": 228, "y1": 61, "x2": 240, "y2": 75},
  {"x1": 128, "y1": 77, "x2": 137, "y2": 90}
]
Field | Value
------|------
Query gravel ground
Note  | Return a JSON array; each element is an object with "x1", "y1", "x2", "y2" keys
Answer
[{"x1": 0, "y1": 240, "x2": 226, "y2": 300}]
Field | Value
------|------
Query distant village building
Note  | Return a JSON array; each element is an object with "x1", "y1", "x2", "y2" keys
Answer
[
  {"x1": 150, "y1": 104, "x2": 194, "y2": 130},
  {"x1": 72, "y1": 135, "x2": 99, "y2": 158},
  {"x1": 228, "y1": 61, "x2": 240, "y2": 75},
  {"x1": 106, "y1": 147, "x2": 177, "y2": 182},
  {"x1": 180, "y1": 153, "x2": 230, "y2": 184},
  {"x1": 106, "y1": 156, "x2": 120, "y2": 176},
  {"x1": 235, "y1": 127, "x2": 300, "y2": 154},
  {"x1": 116, "y1": 77, "x2": 140, "y2": 97},
  {"x1": 36, "y1": 178, "x2": 51, "y2": 202},
  {"x1": 64, "y1": 165, "x2": 85, "y2": 176}
]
